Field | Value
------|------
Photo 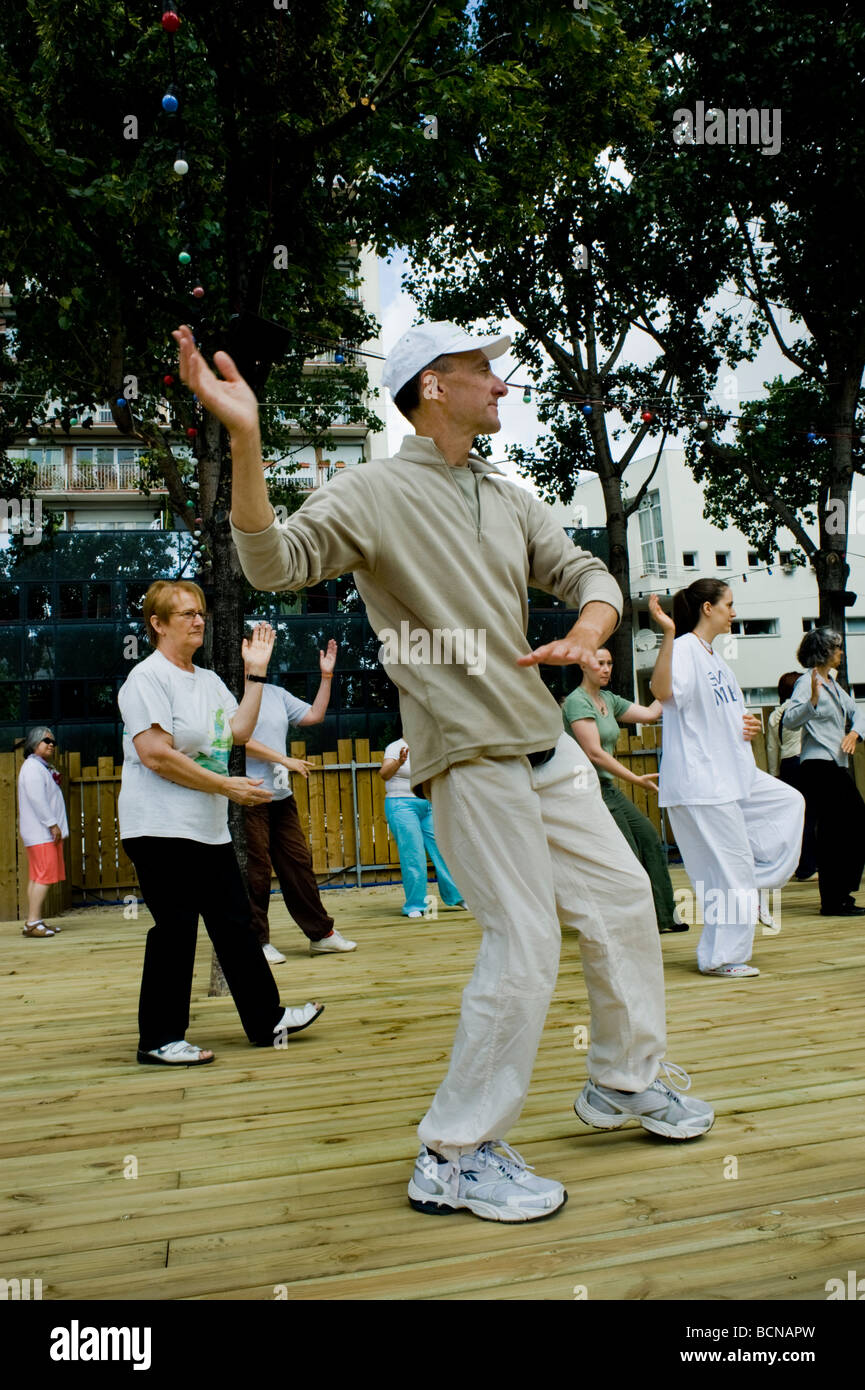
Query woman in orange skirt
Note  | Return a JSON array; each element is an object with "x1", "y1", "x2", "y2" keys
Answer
[{"x1": 17, "y1": 726, "x2": 68, "y2": 937}]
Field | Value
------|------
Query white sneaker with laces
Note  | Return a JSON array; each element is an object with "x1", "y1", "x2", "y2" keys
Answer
[
  {"x1": 575, "y1": 1061, "x2": 714, "y2": 1140},
  {"x1": 309, "y1": 929, "x2": 357, "y2": 955},
  {"x1": 701, "y1": 962, "x2": 760, "y2": 977},
  {"x1": 262, "y1": 943, "x2": 286, "y2": 964},
  {"x1": 407, "y1": 1140, "x2": 567, "y2": 1222}
]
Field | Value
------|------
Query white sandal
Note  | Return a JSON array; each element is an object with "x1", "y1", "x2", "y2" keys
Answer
[{"x1": 137, "y1": 1040, "x2": 214, "y2": 1065}]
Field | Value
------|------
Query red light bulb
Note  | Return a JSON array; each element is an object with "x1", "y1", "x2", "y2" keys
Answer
[
  {"x1": 163, "y1": 374, "x2": 174, "y2": 386},
  {"x1": 641, "y1": 410, "x2": 654, "y2": 423},
  {"x1": 162, "y1": 11, "x2": 181, "y2": 34},
  {"x1": 186, "y1": 427, "x2": 197, "y2": 438}
]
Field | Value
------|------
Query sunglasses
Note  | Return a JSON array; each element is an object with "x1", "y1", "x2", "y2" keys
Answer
[{"x1": 42, "y1": 738, "x2": 57, "y2": 746}]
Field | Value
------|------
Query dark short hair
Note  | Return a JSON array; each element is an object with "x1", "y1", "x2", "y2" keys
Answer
[
  {"x1": 672, "y1": 579, "x2": 730, "y2": 637},
  {"x1": 797, "y1": 627, "x2": 842, "y2": 669},
  {"x1": 393, "y1": 354, "x2": 455, "y2": 421},
  {"x1": 777, "y1": 671, "x2": 801, "y2": 703}
]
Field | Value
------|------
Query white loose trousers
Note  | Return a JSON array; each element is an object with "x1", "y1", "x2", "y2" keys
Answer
[
  {"x1": 667, "y1": 769, "x2": 804, "y2": 972},
  {"x1": 418, "y1": 734, "x2": 667, "y2": 1160}
]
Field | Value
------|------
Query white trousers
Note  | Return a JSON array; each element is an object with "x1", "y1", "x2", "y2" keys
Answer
[
  {"x1": 418, "y1": 734, "x2": 667, "y2": 1159},
  {"x1": 667, "y1": 770, "x2": 804, "y2": 972}
]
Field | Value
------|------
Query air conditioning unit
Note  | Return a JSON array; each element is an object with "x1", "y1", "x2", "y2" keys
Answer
[{"x1": 782, "y1": 563, "x2": 795, "y2": 574}]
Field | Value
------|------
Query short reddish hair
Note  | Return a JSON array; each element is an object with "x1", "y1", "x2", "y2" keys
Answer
[{"x1": 142, "y1": 580, "x2": 206, "y2": 647}]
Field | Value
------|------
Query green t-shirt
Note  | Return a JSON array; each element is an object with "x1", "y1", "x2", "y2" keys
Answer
[{"x1": 562, "y1": 687, "x2": 633, "y2": 783}]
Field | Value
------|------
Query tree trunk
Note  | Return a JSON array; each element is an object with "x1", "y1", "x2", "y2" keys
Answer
[
  {"x1": 815, "y1": 369, "x2": 861, "y2": 688},
  {"x1": 205, "y1": 422, "x2": 249, "y2": 996},
  {"x1": 598, "y1": 470, "x2": 635, "y2": 698}
]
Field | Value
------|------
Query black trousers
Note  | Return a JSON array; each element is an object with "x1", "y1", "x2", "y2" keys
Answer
[
  {"x1": 779, "y1": 756, "x2": 818, "y2": 879},
  {"x1": 796, "y1": 761, "x2": 865, "y2": 910},
  {"x1": 124, "y1": 836, "x2": 283, "y2": 1052}
]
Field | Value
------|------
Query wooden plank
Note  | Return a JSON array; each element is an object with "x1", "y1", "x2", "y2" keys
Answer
[
  {"x1": 96, "y1": 755, "x2": 117, "y2": 892},
  {"x1": 355, "y1": 738, "x2": 374, "y2": 872},
  {"x1": 289, "y1": 739, "x2": 310, "y2": 835},
  {"x1": 80, "y1": 764, "x2": 100, "y2": 893},
  {"x1": 321, "y1": 750, "x2": 342, "y2": 869},
  {"x1": 66, "y1": 752, "x2": 83, "y2": 894},
  {"x1": 337, "y1": 739, "x2": 356, "y2": 874},
  {"x1": 370, "y1": 747, "x2": 393, "y2": 866},
  {"x1": 0, "y1": 751, "x2": 19, "y2": 920},
  {"x1": 305, "y1": 752, "x2": 326, "y2": 874}
]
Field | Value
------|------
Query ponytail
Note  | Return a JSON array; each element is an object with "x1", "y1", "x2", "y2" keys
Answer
[{"x1": 673, "y1": 579, "x2": 730, "y2": 637}]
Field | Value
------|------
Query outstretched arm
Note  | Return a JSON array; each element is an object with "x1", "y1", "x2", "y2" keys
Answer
[{"x1": 173, "y1": 324, "x2": 273, "y2": 534}]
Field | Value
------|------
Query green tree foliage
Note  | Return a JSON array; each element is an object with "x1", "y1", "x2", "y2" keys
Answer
[{"x1": 626, "y1": 0, "x2": 865, "y2": 649}]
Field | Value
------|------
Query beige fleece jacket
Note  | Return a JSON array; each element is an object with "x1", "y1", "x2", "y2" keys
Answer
[{"x1": 231, "y1": 434, "x2": 622, "y2": 785}]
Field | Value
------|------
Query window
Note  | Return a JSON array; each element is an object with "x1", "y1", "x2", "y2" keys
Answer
[
  {"x1": 846, "y1": 617, "x2": 865, "y2": 634},
  {"x1": 730, "y1": 618, "x2": 779, "y2": 636},
  {"x1": 682, "y1": 552, "x2": 698, "y2": 569},
  {"x1": 715, "y1": 551, "x2": 730, "y2": 568},
  {"x1": 802, "y1": 618, "x2": 818, "y2": 632},
  {"x1": 638, "y1": 490, "x2": 666, "y2": 577},
  {"x1": 779, "y1": 551, "x2": 792, "y2": 566},
  {"x1": 0, "y1": 585, "x2": 21, "y2": 622},
  {"x1": 748, "y1": 552, "x2": 760, "y2": 567}
]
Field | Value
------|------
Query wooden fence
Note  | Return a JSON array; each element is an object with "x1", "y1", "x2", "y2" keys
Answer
[{"x1": 4, "y1": 716, "x2": 863, "y2": 921}]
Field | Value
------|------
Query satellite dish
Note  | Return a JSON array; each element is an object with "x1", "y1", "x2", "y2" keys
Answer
[{"x1": 635, "y1": 630, "x2": 659, "y2": 652}]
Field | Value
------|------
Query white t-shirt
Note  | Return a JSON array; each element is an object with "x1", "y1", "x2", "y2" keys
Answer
[
  {"x1": 658, "y1": 633, "x2": 756, "y2": 807},
  {"x1": 383, "y1": 739, "x2": 413, "y2": 798},
  {"x1": 246, "y1": 684, "x2": 312, "y2": 801},
  {"x1": 117, "y1": 649, "x2": 238, "y2": 844}
]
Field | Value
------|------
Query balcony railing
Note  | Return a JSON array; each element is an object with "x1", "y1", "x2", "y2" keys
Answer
[{"x1": 34, "y1": 461, "x2": 166, "y2": 492}]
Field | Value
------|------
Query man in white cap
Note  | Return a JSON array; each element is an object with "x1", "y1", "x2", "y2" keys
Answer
[{"x1": 173, "y1": 319, "x2": 714, "y2": 1225}]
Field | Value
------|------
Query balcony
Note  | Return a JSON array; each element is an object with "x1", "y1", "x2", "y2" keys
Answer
[{"x1": 34, "y1": 459, "x2": 167, "y2": 494}]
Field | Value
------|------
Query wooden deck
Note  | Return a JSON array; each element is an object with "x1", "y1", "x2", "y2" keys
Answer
[{"x1": 1, "y1": 872, "x2": 863, "y2": 1302}]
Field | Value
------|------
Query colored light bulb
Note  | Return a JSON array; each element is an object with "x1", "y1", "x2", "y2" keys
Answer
[
  {"x1": 173, "y1": 158, "x2": 189, "y2": 176},
  {"x1": 192, "y1": 285, "x2": 204, "y2": 298},
  {"x1": 178, "y1": 250, "x2": 191, "y2": 265},
  {"x1": 161, "y1": 11, "x2": 181, "y2": 34},
  {"x1": 163, "y1": 374, "x2": 174, "y2": 386},
  {"x1": 162, "y1": 94, "x2": 179, "y2": 113},
  {"x1": 186, "y1": 427, "x2": 197, "y2": 438}
]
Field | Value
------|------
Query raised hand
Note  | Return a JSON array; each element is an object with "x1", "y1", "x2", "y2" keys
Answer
[
  {"x1": 319, "y1": 639, "x2": 338, "y2": 675},
  {"x1": 172, "y1": 324, "x2": 260, "y2": 437},
  {"x1": 242, "y1": 621, "x2": 276, "y2": 677},
  {"x1": 648, "y1": 593, "x2": 675, "y2": 633}
]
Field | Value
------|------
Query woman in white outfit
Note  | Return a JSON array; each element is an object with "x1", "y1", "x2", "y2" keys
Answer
[{"x1": 649, "y1": 582, "x2": 804, "y2": 978}]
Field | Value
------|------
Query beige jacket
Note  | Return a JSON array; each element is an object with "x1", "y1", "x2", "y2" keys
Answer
[{"x1": 231, "y1": 434, "x2": 622, "y2": 785}]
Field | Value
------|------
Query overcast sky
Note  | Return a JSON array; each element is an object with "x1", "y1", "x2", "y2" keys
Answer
[{"x1": 377, "y1": 248, "x2": 797, "y2": 489}]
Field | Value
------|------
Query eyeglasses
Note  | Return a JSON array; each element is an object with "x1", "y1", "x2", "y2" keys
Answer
[
  {"x1": 42, "y1": 738, "x2": 57, "y2": 747},
  {"x1": 171, "y1": 609, "x2": 208, "y2": 622}
]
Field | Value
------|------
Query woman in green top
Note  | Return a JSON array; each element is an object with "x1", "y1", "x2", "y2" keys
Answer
[{"x1": 562, "y1": 649, "x2": 687, "y2": 935}]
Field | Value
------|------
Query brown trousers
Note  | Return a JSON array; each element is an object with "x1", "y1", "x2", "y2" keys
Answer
[{"x1": 244, "y1": 798, "x2": 334, "y2": 944}]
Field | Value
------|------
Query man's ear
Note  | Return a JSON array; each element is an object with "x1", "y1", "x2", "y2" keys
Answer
[{"x1": 422, "y1": 374, "x2": 440, "y2": 401}]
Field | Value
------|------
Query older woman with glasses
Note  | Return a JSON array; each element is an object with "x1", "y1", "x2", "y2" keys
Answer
[
  {"x1": 117, "y1": 580, "x2": 323, "y2": 1065},
  {"x1": 783, "y1": 627, "x2": 865, "y2": 916},
  {"x1": 17, "y1": 726, "x2": 68, "y2": 937}
]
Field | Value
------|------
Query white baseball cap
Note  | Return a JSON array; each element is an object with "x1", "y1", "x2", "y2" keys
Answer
[{"x1": 382, "y1": 320, "x2": 511, "y2": 398}]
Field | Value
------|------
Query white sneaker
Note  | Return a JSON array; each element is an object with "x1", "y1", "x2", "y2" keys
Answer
[
  {"x1": 701, "y1": 962, "x2": 760, "y2": 977},
  {"x1": 406, "y1": 910, "x2": 424, "y2": 919},
  {"x1": 407, "y1": 1141, "x2": 567, "y2": 1222},
  {"x1": 309, "y1": 929, "x2": 357, "y2": 955},
  {"x1": 262, "y1": 943, "x2": 286, "y2": 964},
  {"x1": 575, "y1": 1062, "x2": 714, "y2": 1140}
]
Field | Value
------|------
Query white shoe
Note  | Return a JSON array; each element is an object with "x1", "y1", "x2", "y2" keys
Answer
[
  {"x1": 408, "y1": 1141, "x2": 567, "y2": 1222},
  {"x1": 262, "y1": 943, "x2": 286, "y2": 964},
  {"x1": 700, "y1": 962, "x2": 760, "y2": 977},
  {"x1": 309, "y1": 929, "x2": 357, "y2": 955},
  {"x1": 406, "y1": 910, "x2": 423, "y2": 920}
]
